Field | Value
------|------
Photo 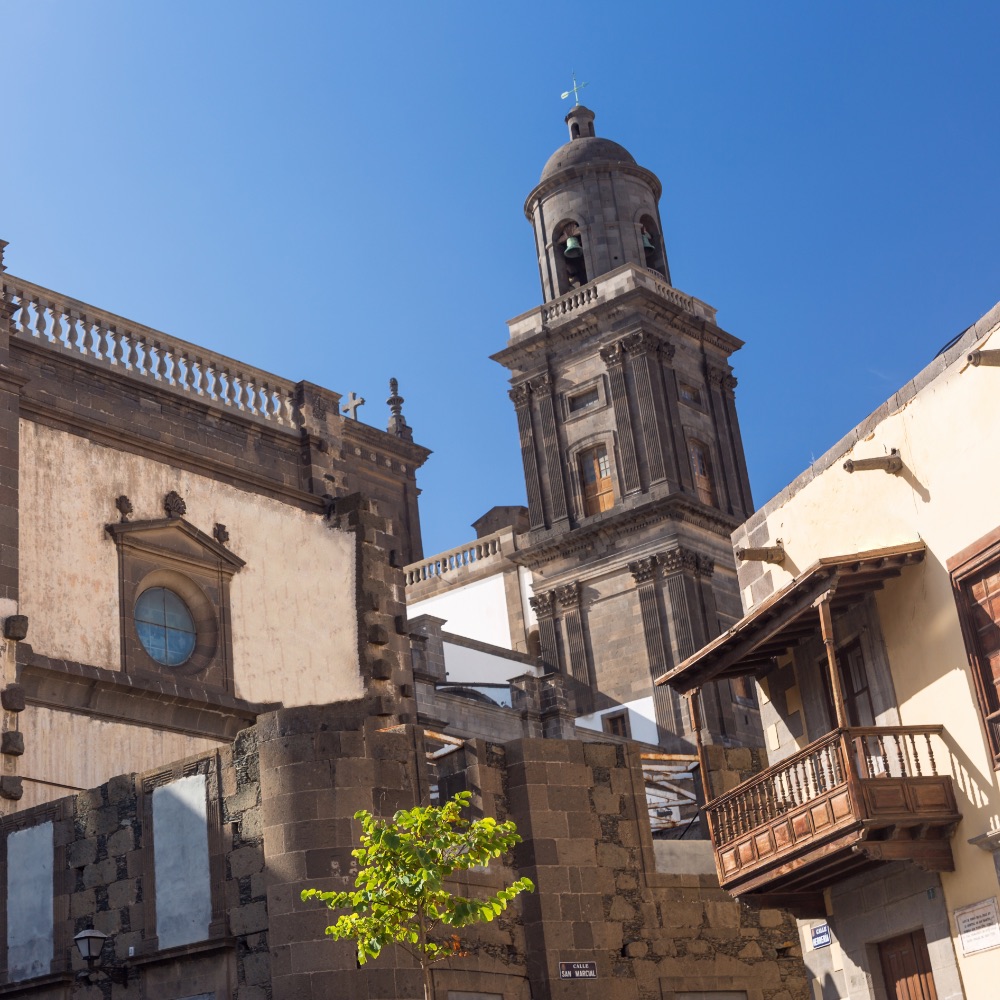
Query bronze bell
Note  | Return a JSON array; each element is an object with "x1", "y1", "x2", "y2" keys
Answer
[
  {"x1": 563, "y1": 236, "x2": 583, "y2": 258},
  {"x1": 642, "y1": 231, "x2": 656, "y2": 251}
]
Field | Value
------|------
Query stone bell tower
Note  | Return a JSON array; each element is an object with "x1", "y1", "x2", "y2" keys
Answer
[{"x1": 493, "y1": 105, "x2": 759, "y2": 749}]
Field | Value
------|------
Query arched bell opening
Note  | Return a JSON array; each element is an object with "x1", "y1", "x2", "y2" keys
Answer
[
  {"x1": 554, "y1": 222, "x2": 588, "y2": 295},
  {"x1": 639, "y1": 215, "x2": 666, "y2": 277},
  {"x1": 571, "y1": 122, "x2": 581, "y2": 139}
]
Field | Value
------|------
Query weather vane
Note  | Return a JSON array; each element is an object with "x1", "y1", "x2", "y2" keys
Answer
[{"x1": 560, "y1": 73, "x2": 588, "y2": 106}]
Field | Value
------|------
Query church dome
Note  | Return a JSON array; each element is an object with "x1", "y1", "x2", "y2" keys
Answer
[{"x1": 540, "y1": 136, "x2": 636, "y2": 182}]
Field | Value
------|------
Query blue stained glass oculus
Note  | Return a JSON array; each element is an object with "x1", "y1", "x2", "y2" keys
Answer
[{"x1": 135, "y1": 587, "x2": 196, "y2": 666}]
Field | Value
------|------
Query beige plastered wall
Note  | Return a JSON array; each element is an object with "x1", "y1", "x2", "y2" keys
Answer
[
  {"x1": 19, "y1": 421, "x2": 363, "y2": 707},
  {"x1": 746, "y1": 320, "x2": 1000, "y2": 998},
  {"x1": 17, "y1": 707, "x2": 222, "y2": 810}
]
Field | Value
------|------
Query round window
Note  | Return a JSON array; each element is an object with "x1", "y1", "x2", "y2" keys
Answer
[{"x1": 134, "y1": 587, "x2": 197, "y2": 666}]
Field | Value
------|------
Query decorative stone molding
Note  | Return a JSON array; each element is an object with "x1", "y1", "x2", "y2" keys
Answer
[
  {"x1": 115, "y1": 495, "x2": 134, "y2": 522},
  {"x1": 629, "y1": 557, "x2": 660, "y2": 585},
  {"x1": 528, "y1": 371, "x2": 553, "y2": 393},
  {"x1": 659, "y1": 548, "x2": 701, "y2": 575},
  {"x1": 599, "y1": 341, "x2": 626, "y2": 367},
  {"x1": 659, "y1": 341, "x2": 676, "y2": 363},
  {"x1": 213, "y1": 523, "x2": 230, "y2": 545},
  {"x1": 697, "y1": 554, "x2": 715, "y2": 577},
  {"x1": 163, "y1": 490, "x2": 187, "y2": 519},
  {"x1": 529, "y1": 590, "x2": 556, "y2": 619},
  {"x1": 623, "y1": 330, "x2": 660, "y2": 356},
  {"x1": 555, "y1": 582, "x2": 581, "y2": 610},
  {"x1": 508, "y1": 383, "x2": 531, "y2": 408}
]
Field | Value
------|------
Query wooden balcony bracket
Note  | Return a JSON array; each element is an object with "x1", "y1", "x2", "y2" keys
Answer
[{"x1": 843, "y1": 448, "x2": 903, "y2": 475}]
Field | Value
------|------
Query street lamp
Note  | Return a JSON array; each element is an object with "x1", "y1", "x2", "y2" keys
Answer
[{"x1": 73, "y1": 928, "x2": 129, "y2": 984}]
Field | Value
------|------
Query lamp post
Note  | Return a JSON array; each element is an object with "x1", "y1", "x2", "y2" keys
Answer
[{"x1": 73, "y1": 928, "x2": 129, "y2": 984}]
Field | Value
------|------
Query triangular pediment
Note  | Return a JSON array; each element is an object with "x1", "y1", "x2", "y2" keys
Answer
[{"x1": 106, "y1": 517, "x2": 246, "y2": 572}]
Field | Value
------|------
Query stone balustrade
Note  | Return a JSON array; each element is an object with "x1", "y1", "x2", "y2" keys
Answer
[
  {"x1": 506, "y1": 262, "x2": 718, "y2": 343},
  {"x1": 404, "y1": 530, "x2": 504, "y2": 586},
  {"x1": 2, "y1": 276, "x2": 301, "y2": 429}
]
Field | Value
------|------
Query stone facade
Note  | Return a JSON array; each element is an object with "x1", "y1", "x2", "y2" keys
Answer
[
  {"x1": 493, "y1": 109, "x2": 759, "y2": 750},
  {"x1": 0, "y1": 245, "x2": 428, "y2": 811},
  {"x1": 0, "y1": 703, "x2": 809, "y2": 1000}
]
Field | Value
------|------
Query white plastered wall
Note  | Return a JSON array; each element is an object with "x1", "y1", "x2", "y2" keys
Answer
[
  {"x1": 408, "y1": 573, "x2": 512, "y2": 649},
  {"x1": 747, "y1": 317, "x2": 1000, "y2": 999},
  {"x1": 19, "y1": 422, "x2": 363, "y2": 707}
]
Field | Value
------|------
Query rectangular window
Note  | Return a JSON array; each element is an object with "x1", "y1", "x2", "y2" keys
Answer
[
  {"x1": 679, "y1": 383, "x2": 703, "y2": 407},
  {"x1": 949, "y1": 528, "x2": 1000, "y2": 766},
  {"x1": 579, "y1": 445, "x2": 614, "y2": 516},
  {"x1": 688, "y1": 441, "x2": 716, "y2": 507},
  {"x1": 602, "y1": 711, "x2": 630, "y2": 738},
  {"x1": 568, "y1": 387, "x2": 600, "y2": 413}
]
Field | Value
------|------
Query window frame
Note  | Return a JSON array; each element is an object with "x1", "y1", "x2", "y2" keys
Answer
[
  {"x1": 948, "y1": 526, "x2": 1000, "y2": 767},
  {"x1": 602, "y1": 710, "x2": 631, "y2": 739},
  {"x1": 576, "y1": 442, "x2": 615, "y2": 518},
  {"x1": 686, "y1": 437, "x2": 717, "y2": 508},
  {"x1": 106, "y1": 516, "x2": 245, "y2": 693},
  {"x1": 562, "y1": 376, "x2": 608, "y2": 422}
]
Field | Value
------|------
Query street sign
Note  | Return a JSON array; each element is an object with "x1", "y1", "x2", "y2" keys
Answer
[
  {"x1": 559, "y1": 961, "x2": 598, "y2": 979},
  {"x1": 811, "y1": 923, "x2": 832, "y2": 949}
]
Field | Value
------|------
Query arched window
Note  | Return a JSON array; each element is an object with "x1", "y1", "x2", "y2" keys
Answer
[
  {"x1": 579, "y1": 444, "x2": 614, "y2": 516},
  {"x1": 688, "y1": 440, "x2": 717, "y2": 507},
  {"x1": 555, "y1": 222, "x2": 588, "y2": 295},
  {"x1": 640, "y1": 216, "x2": 666, "y2": 277},
  {"x1": 571, "y1": 122, "x2": 581, "y2": 139}
]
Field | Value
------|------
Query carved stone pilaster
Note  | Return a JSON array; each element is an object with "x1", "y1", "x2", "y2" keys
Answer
[
  {"x1": 509, "y1": 382, "x2": 545, "y2": 529},
  {"x1": 529, "y1": 590, "x2": 561, "y2": 674},
  {"x1": 555, "y1": 582, "x2": 590, "y2": 694},
  {"x1": 656, "y1": 342, "x2": 689, "y2": 492},
  {"x1": 705, "y1": 365, "x2": 737, "y2": 516},
  {"x1": 623, "y1": 332, "x2": 668, "y2": 485},
  {"x1": 600, "y1": 340, "x2": 641, "y2": 495},
  {"x1": 528, "y1": 372, "x2": 569, "y2": 525},
  {"x1": 630, "y1": 557, "x2": 678, "y2": 733}
]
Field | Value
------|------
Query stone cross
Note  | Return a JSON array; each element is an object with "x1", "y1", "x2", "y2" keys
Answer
[
  {"x1": 560, "y1": 73, "x2": 588, "y2": 106},
  {"x1": 341, "y1": 391, "x2": 365, "y2": 420}
]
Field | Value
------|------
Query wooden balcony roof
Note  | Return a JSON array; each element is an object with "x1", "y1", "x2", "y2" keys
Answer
[{"x1": 659, "y1": 541, "x2": 926, "y2": 693}]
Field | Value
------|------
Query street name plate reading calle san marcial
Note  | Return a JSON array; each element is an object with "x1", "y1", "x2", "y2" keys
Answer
[{"x1": 559, "y1": 962, "x2": 598, "y2": 980}]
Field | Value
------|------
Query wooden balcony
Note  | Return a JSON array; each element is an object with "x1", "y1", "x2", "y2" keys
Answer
[{"x1": 706, "y1": 727, "x2": 961, "y2": 912}]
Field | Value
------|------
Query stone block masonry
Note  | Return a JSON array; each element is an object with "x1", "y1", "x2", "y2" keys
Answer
[{"x1": 0, "y1": 702, "x2": 809, "y2": 1000}]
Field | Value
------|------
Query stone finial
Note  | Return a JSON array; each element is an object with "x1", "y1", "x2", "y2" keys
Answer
[
  {"x1": 386, "y1": 378, "x2": 413, "y2": 442},
  {"x1": 115, "y1": 495, "x2": 134, "y2": 522},
  {"x1": 213, "y1": 523, "x2": 230, "y2": 545},
  {"x1": 163, "y1": 490, "x2": 186, "y2": 519},
  {"x1": 0, "y1": 239, "x2": 7, "y2": 275}
]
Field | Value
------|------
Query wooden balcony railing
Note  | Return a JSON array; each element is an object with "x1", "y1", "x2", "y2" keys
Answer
[{"x1": 706, "y1": 726, "x2": 960, "y2": 899}]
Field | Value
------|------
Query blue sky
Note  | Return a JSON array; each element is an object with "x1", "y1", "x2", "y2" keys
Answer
[{"x1": 3, "y1": 3, "x2": 998, "y2": 557}]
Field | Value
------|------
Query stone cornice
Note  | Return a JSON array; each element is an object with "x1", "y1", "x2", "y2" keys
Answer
[
  {"x1": 524, "y1": 161, "x2": 663, "y2": 218},
  {"x1": 510, "y1": 493, "x2": 741, "y2": 571}
]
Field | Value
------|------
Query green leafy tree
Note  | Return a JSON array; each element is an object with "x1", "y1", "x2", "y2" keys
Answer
[{"x1": 302, "y1": 790, "x2": 534, "y2": 1000}]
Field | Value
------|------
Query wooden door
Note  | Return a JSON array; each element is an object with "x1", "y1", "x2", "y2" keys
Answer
[
  {"x1": 878, "y1": 930, "x2": 938, "y2": 1000},
  {"x1": 579, "y1": 446, "x2": 613, "y2": 515}
]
